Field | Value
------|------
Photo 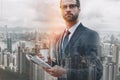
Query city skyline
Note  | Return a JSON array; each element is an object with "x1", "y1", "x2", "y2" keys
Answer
[{"x1": 0, "y1": 30, "x2": 120, "y2": 80}]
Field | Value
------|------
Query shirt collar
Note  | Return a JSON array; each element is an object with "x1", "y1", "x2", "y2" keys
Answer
[{"x1": 66, "y1": 21, "x2": 81, "y2": 34}]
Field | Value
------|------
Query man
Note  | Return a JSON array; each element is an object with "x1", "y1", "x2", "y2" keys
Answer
[{"x1": 44, "y1": 0, "x2": 103, "y2": 80}]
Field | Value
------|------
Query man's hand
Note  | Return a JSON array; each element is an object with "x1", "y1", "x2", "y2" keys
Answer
[
  {"x1": 43, "y1": 65, "x2": 66, "y2": 77},
  {"x1": 38, "y1": 53, "x2": 45, "y2": 60}
]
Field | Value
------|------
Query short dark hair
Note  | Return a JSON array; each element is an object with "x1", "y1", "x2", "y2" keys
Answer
[{"x1": 60, "y1": 0, "x2": 80, "y2": 8}]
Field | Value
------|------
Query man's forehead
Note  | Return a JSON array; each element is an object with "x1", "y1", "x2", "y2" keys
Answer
[{"x1": 61, "y1": 0, "x2": 76, "y2": 4}]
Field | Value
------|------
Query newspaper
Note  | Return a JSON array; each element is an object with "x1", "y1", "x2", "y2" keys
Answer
[{"x1": 26, "y1": 54, "x2": 52, "y2": 68}]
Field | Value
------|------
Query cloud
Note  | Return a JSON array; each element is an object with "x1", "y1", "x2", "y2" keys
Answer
[
  {"x1": 0, "y1": 0, "x2": 120, "y2": 32},
  {"x1": 80, "y1": 0, "x2": 120, "y2": 31},
  {"x1": 0, "y1": 0, "x2": 35, "y2": 27}
]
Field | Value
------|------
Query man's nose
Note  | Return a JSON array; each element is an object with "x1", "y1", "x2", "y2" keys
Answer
[{"x1": 66, "y1": 6, "x2": 71, "y2": 11}]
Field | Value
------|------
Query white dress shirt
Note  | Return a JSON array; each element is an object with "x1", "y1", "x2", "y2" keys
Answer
[
  {"x1": 62, "y1": 21, "x2": 81, "y2": 49},
  {"x1": 67, "y1": 21, "x2": 81, "y2": 41}
]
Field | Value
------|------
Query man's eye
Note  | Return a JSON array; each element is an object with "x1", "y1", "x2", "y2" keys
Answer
[
  {"x1": 69, "y1": 4, "x2": 77, "y2": 8},
  {"x1": 61, "y1": 4, "x2": 77, "y2": 9},
  {"x1": 63, "y1": 5, "x2": 67, "y2": 9}
]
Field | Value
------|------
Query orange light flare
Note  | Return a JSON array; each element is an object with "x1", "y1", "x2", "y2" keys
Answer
[{"x1": 48, "y1": 14, "x2": 65, "y2": 33}]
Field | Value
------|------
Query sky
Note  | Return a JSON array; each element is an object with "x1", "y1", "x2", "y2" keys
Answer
[{"x1": 0, "y1": 0, "x2": 120, "y2": 32}]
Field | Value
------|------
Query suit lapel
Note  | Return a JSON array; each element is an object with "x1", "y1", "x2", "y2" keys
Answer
[
  {"x1": 57, "y1": 31, "x2": 65, "y2": 59},
  {"x1": 65, "y1": 23, "x2": 86, "y2": 55}
]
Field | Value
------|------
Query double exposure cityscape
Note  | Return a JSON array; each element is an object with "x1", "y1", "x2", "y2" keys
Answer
[{"x1": 0, "y1": 26, "x2": 120, "y2": 80}]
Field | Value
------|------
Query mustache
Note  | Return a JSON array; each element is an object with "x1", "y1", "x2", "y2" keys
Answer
[{"x1": 65, "y1": 12, "x2": 73, "y2": 16}]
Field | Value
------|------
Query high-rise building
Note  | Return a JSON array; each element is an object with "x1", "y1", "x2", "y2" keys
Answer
[
  {"x1": 5, "y1": 25, "x2": 12, "y2": 53},
  {"x1": 0, "y1": 47, "x2": 1, "y2": 52},
  {"x1": 3, "y1": 52, "x2": 10, "y2": 69},
  {"x1": 102, "y1": 56, "x2": 117, "y2": 80},
  {"x1": 7, "y1": 37, "x2": 12, "y2": 53},
  {"x1": 17, "y1": 42, "x2": 30, "y2": 75},
  {"x1": 111, "y1": 45, "x2": 120, "y2": 75},
  {"x1": 28, "y1": 57, "x2": 45, "y2": 80},
  {"x1": 0, "y1": 52, "x2": 2, "y2": 66}
]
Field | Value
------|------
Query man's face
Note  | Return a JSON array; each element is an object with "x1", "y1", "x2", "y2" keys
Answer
[{"x1": 60, "y1": 0, "x2": 80, "y2": 22}]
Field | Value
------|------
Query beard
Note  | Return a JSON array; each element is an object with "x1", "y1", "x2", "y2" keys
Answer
[{"x1": 63, "y1": 13, "x2": 79, "y2": 22}]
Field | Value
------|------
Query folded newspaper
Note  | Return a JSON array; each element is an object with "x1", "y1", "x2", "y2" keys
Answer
[{"x1": 26, "y1": 54, "x2": 52, "y2": 68}]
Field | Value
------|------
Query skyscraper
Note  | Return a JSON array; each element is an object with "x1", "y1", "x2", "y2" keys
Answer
[{"x1": 7, "y1": 37, "x2": 12, "y2": 53}]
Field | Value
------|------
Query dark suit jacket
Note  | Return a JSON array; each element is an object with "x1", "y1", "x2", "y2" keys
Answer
[{"x1": 53, "y1": 23, "x2": 103, "y2": 80}]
